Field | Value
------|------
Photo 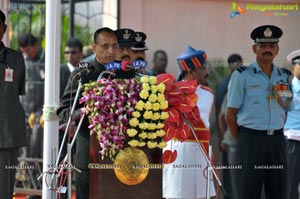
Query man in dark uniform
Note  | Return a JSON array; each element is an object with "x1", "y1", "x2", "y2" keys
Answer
[
  {"x1": 114, "y1": 28, "x2": 135, "y2": 62},
  {"x1": 18, "y1": 33, "x2": 45, "y2": 160},
  {"x1": 57, "y1": 27, "x2": 135, "y2": 199},
  {"x1": 0, "y1": 10, "x2": 26, "y2": 198},
  {"x1": 226, "y1": 25, "x2": 291, "y2": 199}
]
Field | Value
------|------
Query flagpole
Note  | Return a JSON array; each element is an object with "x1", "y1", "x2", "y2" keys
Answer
[{"x1": 42, "y1": 0, "x2": 61, "y2": 198}]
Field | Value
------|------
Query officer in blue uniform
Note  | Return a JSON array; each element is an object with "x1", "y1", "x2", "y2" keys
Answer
[
  {"x1": 226, "y1": 25, "x2": 291, "y2": 199},
  {"x1": 284, "y1": 49, "x2": 300, "y2": 199}
]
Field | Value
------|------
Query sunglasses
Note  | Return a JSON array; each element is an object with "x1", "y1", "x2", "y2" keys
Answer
[{"x1": 64, "y1": 51, "x2": 79, "y2": 55}]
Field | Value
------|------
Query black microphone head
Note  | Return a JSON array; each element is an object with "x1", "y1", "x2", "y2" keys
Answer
[
  {"x1": 76, "y1": 63, "x2": 95, "y2": 77},
  {"x1": 79, "y1": 62, "x2": 89, "y2": 68},
  {"x1": 88, "y1": 65, "x2": 95, "y2": 73}
]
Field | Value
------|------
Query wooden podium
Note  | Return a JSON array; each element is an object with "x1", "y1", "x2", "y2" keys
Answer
[{"x1": 89, "y1": 133, "x2": 163, "y2": 199}]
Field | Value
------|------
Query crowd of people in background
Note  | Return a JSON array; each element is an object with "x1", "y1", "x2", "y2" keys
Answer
[{"x1": 1, "y1": 8, "x2": 300, "y2": 199}]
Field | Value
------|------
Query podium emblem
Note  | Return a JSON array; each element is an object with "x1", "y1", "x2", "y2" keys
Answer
[{"x1": 114, "y1": 147, "x2": 149, "y2": 185}]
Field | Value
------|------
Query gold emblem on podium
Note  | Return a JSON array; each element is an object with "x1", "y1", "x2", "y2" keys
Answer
[{"x1": 114, "y1": 147, "x2": 149, "y2": 185}]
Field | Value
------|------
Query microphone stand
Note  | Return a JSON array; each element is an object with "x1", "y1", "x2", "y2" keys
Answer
[
  {"x1": 41, "y1": 75, "x2": 83, "y2": 196},
  {"x1": 182, "y1": 113, "x2": 227, "y2": 199},
  {"x1": 64, "y1": 70, "x2": 116, "y2": 197},
  {"x1": 38, "y1": 69, "x2": 117, "y2": 197}
]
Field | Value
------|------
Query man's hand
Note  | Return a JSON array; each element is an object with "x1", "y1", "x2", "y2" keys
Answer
[{"x1": 225, "y1": 107, "x2": 239, "y2": 141}]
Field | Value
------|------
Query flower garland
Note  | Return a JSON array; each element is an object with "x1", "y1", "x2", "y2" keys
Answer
[
  {"x1": 156, "y1": 73, "x2": 201, "y2": 164},
  {"x1": 126, "y1": 76, "x2": 169, "y2": 149},
  {"x1": 79, "y1": 78, "x2": 141, "y2": 160}
]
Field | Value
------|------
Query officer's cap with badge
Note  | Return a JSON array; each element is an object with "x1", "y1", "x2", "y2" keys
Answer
[
  {"x1": 250, "y1": 25, "x2": 282, "y2": 43},
  {"x1": 131, "y1": 31, "x2": 148, "y2": 51},
  {"x1": 287, "y1": 49, "x2": 300, "y2": 65},
  {"x1": 114, "y1": 28, "x2": 135, "y2": 47}
]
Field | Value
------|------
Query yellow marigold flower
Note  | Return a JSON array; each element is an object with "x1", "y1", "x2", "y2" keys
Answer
[
  {"x1": 152, "y1": 112, "x2": 160, "y2": 120},
  {"x1": 132, "y1": 111, "x2": 141, "y2": 118},
  {"x1": 129, "y1": 118, "x2": 139, "y2": 127},
  {"x1": 145, "y1": 101, "x2": 152, "y2": 110},
  {"x1": 156, "y1": 123, "x2": 164, "y2": 129},
  {"x1": 157, "y1": 83, "x2": 166, "y2": 93},
  {"x1": 149, "y1": 76, "x2": 157, "y2": 85},
  {"x1": 147, "y1": 141, "x2": 157, "y2": 149},
  {"x1": 143, "y1": 111, "x2": 153, "y2": 119},
  {"x1": 157, "y1": 141, "x2": 167, "y2": 149},
  {"x1": 138, "y1": 132, "x2": 148, "y2": 139},
  {"x1": 139, "y1": 89, "x2": 149, "y2": 99},
  {"x1": 135, "y1": 100, "x2": 145, "y2": 111},
  {"x1": 138, "y1": 142, "x2": 146, "y2": 147},
  {"x1": 160, "y1": 111, "x2": 169, "y2": 120},
  {"x1": 148, "y1": 133, "x2": 157, "y2": 139},
  {"x1": 128, "y1": 140, "x2": 139, "y2": 147},
  {"x1": 160, "y1": 100, "x2": 168, "y2": 110},
  {"x1": 148, "y1": 123, "x2": 156, "y2": 130},
  {"x1": 144, "y1": 122, "x2": 150, "y2": 129},
  {"x1": 142, "y1": 83, "x2": 150, "y2": 91},
  {"x1": 148, "y1": 93, "x2": 157, "y2": 103},
  {"x1": 156, "y1": 129, "x2": 166, "y2": 137},
  {"x1": 151, "y1": 85, "x2": 158, "y2": 93},
  {"x1": 157, "y1": 93, "x2": 165, "y2": 102},
  {"x1": 127, "y1": 129, "x2": 138, "y2": 137},
  {"x1": 140, "y1": 76, "x2": 150, "y2": 83},
  {"x1": 139, "y1": 123, "x2": 146, "y2": 130},
  {"x1": 152, "y1": 103, "x2": 160, "y2": 111}
]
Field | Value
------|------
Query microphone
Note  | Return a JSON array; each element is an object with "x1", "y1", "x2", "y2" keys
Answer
[
  {"x1": 121, "y1": 60, "x2": 134, "y2": 71},
  {"x1": 104, "y1": 61, "x2": 134, "y2": 71},
  {"x1": 104, "y1": 61, "x2": 121, "y2": 71},
  {"x1": 132, "y1": 58, "x2": 147, "y2": 69},
  {"x1": 75, "y1": 62, "x2": 95, "y2": 77}
]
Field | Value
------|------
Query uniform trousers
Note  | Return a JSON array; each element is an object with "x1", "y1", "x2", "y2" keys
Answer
[
  {"x1": 286, "y1": 139, "x2": 300, "y2": 199},
  {"x1": 76, "y1": 169, "x2": 89, "y2": 199},
  {"x1": 0, "y1": 148, "x2": 19, "y2": 199},
  {"x1": 236, "y1": 127, "x2": 287, "y2": 199}
]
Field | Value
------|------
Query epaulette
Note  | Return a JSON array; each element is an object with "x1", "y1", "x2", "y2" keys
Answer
[
  {"x1": 236, "y1": 66, "x2": 247, "y2": 73},
  {"x1": 200, "y1": 85, "x2": 214, "y2": 94},
  {"x1": 280, "y1": 68, "x2": 292, "y2": 76}
]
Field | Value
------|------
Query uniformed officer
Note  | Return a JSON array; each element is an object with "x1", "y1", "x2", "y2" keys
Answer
[
  {"x1": 284, "y1": 49, "x2": 300, "y2": 199},
  {"x1": 226, "y1": 25, "x2": 291, "y2": 199},
  {"x1": 114, "y1": 28, "x2": 136, "y2": 62},
  {"x1": 131, "y1": 31, "x2": 148, "y2": 61},
  {"x1": 0, "y1": 10, "x2": 26, "y2": 198}
]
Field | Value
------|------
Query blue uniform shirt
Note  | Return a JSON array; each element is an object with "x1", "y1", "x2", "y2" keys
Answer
[
  {"x1": 284, "y1": 77, "x2": 300, "y2": 130},
  {"x1": 227, "y1": 61, "x2": 290, "y2": 130}
]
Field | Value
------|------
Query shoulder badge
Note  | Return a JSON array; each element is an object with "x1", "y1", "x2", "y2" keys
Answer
[
  {"x1": 281, "y1": 68, "x2": 291, "y2": 76},
  {"x1": 236, "y1": 66, "x2": 247, "y2": 73},
  {"x1": 200, "y1": 85, "x2": 214, "y2": 94}
]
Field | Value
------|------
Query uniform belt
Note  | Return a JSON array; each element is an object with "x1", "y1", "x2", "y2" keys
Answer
[{"x1": 240, "y1": 126, "x2": 283, "y2": 136}]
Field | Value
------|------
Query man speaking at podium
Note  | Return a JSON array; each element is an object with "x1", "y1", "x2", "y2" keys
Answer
[{"x1": 57, "y1": 27, "x2": 135, "y2": 199}]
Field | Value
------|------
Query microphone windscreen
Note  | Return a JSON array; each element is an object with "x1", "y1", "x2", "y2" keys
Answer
[{"x1": 121, "y1": 60, "x2": 132, "y2": 71}]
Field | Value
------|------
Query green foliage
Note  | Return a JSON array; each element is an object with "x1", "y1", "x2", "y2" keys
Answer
[
  {"x1": 8, "y1": 4, "x2": 93, "y2": 62},
  {"x1": 206, "y1": 57, "x2": 231, "y2": 91}
]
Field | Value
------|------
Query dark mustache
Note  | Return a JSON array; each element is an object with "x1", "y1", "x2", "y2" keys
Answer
[
  {"x1": 263, "y1": 52, "x2": 273, "y2": 56},
  {"x1": 121, "y1": 55, "x2": 131, "y2": 60}
]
